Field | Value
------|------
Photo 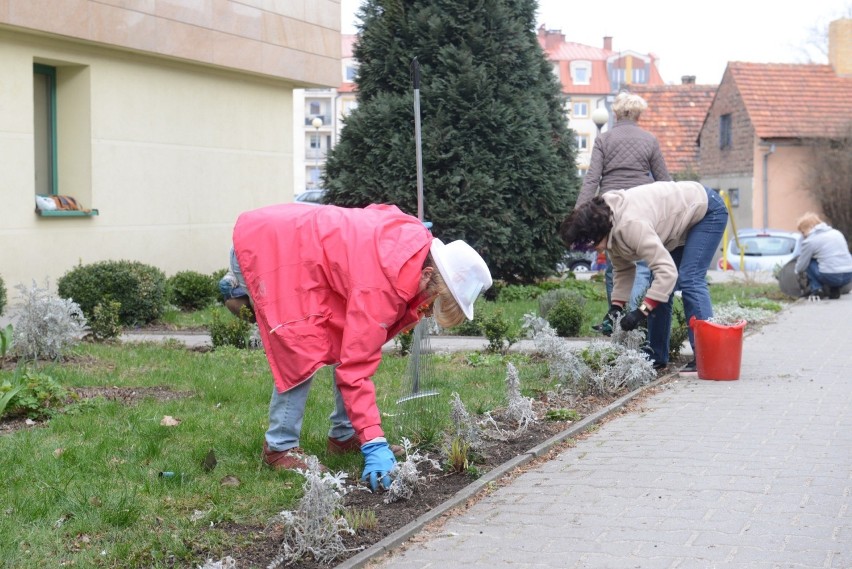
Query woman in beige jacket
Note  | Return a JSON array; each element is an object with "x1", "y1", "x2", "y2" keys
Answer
[{"x1": 559, "y1": 180, "x2": 728, "y2": 372}]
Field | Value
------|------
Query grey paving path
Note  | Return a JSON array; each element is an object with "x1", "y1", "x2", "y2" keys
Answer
[{"x1": 362, "y1": 296, "x2": 852, "y2": 569}]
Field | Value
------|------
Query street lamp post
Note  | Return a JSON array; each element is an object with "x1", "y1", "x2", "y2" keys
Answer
[
  {"x1": 311, "y1": 116, "x2": 323, "y2": 188},
  {"x1": 591, "y1": 106, "x2": 609, "y2": 134}
]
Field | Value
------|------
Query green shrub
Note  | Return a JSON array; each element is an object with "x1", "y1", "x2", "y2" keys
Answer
[
  {"x1": 57, "y1": 260, "x2": 167, "y2": 326},
  {"x1": 481, "y1": 308, "x2": 517, "y2": 354},
  {"x1": 0, "y1": 274, "x2": 6, "y2": 315},
  {"x1": 209, "y1": 307, "x2": 253, "y2": 349},
  {"x1": 497, "y1": 284, "x2": 542, "y2": 302},
  {"x1": 167, "y1": 270, "x2": 218, "y2": 311},
  {"x1": 396, "y1": 329, "x2": 414, "y2": 356},
  {"x1": 538, "y1": 289, "x2": 586, "y2": 320},
  {"x1": 547, "y1": 298, "x2": 584, "y2": 337},
  {"x1": 669, "y1": 297, "x2": 690, "y2": 360},
  {"x1": 90, "y1": 300, "x2": 123, "y2": 341}
]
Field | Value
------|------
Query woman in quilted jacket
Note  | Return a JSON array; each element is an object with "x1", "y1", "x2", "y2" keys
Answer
[
  {"x1": 229, "y1": 203, "x2": 492, "y2": 490},
  {"x1": 576, "y1": 92, "x2": 671, "y2": 332}
]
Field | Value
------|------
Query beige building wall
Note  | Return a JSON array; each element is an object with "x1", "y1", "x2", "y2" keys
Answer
[
  {"x1": 751, "y1": 143, "x2": 822, "y2": 232},
  {"x1": 0, "y1": 1, "x2": 340, "y2": 301}
]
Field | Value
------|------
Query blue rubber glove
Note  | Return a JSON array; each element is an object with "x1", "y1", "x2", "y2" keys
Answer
[{"x1": 360, "y1": 438, "x2": 396, "y2": 491}]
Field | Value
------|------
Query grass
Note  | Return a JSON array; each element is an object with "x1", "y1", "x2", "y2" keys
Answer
[
  {"x1": 0, "y1": 278, "x2": 790, "y2": 567},
  {"x1": 0, "y1": 341, "x2": 550, "y2": 568}
]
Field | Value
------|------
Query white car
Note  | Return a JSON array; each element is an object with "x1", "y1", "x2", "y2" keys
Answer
[
  {"x1": 295, "y1": 189, "x2": 326, "y2": 205},
  {"x1": 719, "y1": 229, "x2": 802, "y2": 272}
]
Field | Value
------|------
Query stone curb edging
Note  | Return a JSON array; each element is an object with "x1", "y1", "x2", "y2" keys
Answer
[{"x1": 333, "y1": 371, "x2": 675, "y2": 569}]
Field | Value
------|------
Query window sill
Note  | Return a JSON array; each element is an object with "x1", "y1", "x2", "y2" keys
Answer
[{"x1": 36, "y1": 209, "x2": 99, "y2": 217}]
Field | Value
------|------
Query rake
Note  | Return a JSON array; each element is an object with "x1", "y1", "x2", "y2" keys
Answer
[{"x1": 391, "y1": 58, "x2": 441, "y2": 439}]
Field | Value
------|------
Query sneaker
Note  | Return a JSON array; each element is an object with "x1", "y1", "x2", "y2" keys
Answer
[
  {"x1": 828, "y1": 287, "x2": 841, "y2": 300},
  {"x1": 653, "y1": 361, "x2": 667, "y2": 371},
  {"x1": 326, "y1": 436, "x2": 405, "y2": 458},
  {"x1": 326, "y1": 435, "x2": 361, "y2": 455},
  {"x1": 679, "y1": 360, "x2": 697, "y2": 375},
  {"x1": 263, "y1": 441, "x2": 326, "y2": 472}
]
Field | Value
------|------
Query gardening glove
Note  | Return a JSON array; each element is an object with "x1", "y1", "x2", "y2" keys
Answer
[
  {"x1": 619, "y1": 308, "x2": 647, "y2": 332},
  {"x1": 600, "y1": 305, "x2": 623, "y2": 336},
  {"x1": 361, "y1": 438, "x2": 396, "y2": 491}
]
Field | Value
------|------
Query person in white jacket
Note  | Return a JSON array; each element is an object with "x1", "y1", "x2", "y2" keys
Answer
[{"x1": 794, "y1": 212, "x2": 852, "y2": 299}]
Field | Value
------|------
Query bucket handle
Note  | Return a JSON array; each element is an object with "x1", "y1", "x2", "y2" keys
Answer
[{"x1": 689, "y1": 316, "x2": 747, "y2": 330}]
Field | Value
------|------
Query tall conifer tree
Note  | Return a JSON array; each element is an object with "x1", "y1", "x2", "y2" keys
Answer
[{"x1": 324, "y1": 0, "x2": 578, "y2": 282}]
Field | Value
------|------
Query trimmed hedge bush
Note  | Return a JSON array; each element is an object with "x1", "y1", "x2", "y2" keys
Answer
[
  {"x1": 57, "y1": 260, "x2": 167, "y2": 326},
  {"x1": 547, "y1": 298, "x2": 584, "y2": 337},
  {"x1": 167, "y1": 270, "x2": 218, "y2": 311}
]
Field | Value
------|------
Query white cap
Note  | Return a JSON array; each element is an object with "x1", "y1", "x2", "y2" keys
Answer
[{"x1": 430, "y1": 238, "x2": 492, "y2": 320}]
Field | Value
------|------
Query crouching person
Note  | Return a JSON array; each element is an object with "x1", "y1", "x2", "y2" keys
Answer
[
  {"x1": 794, "y1": 212, "x2": 852, "y2": 299},
  {"x1": 231, "y1": 203, "x2": 492, "y2": 490}
]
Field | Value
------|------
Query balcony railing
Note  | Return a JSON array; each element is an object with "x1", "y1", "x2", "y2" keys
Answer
[{"x1": 305, "y1": 115, "x2": 332, "y2": 127}]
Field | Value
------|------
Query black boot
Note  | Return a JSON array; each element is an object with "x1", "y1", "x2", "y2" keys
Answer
[{"x1": 828, "y1": 287, "x2": 841, "y2": 300}]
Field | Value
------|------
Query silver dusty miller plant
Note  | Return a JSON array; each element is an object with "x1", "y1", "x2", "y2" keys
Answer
[
  {"x1": 13, "y1": 280, "x2": 86, "y2": 361},
  {"x1": 505, "y1": 362, "x2": 536, "y2": 433},
  {"x1": 384, "y1": 438, "x2": 440, "y2": 504},
  {"x1": 709, "y1": 301, "x2": 774, "y2": 326},
  {"x1": 522, "y1": 314, "x2": 655, "y2": 398},
  {"x1": 267, "y1": 456, "x2": 361, "y2": 568},
  {"x1": 449, "y1": 391, "x2": 483, "y2": 450}
]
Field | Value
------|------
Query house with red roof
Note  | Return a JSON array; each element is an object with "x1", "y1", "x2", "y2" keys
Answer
[
  {"x1": 699, "y1": 18, "x2": 852, "y2": 233},
  {"x1": 536, "y1": 26, "x2": 666, "y2": 175},
  {"x1": 629, "y1": 82, "x2": 716, "y2": 179}
]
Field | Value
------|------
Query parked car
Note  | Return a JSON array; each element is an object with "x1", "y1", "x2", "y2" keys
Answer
[
  {"x1": 295, "y1": 188, "x2": 326, "y2": 205},
  {"x1": 557, "y1": 249, "x2": 597, "y2": 274},
  {"x1": 719, "y1": 228, "x2": 802, "y2": 272}
]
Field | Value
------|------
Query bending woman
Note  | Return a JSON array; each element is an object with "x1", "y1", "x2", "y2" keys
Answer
[{"x1": 559, "y1": 180, "x2": 727, "y2": 372}]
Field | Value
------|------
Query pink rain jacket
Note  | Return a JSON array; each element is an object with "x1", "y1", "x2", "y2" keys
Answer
[{"x1": 232, "y1": 203, "x2": 432, "y2": 442}]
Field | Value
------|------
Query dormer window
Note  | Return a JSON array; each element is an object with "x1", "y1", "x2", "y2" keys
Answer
[{"x1": 570, "y1": 61, "x2": 591, "y2": 85}]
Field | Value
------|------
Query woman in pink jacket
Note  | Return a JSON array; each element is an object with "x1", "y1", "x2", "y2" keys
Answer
[{"x1": 231, "y1": 203, "x2": 492, "y2": 490}]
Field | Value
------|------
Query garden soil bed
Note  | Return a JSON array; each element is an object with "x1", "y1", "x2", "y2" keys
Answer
[{"x1": 193, "y1": 381, "x2": 676, "y2": 569}]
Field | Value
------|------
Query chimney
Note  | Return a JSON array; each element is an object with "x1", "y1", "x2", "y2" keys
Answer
[
  {"x1": 829, "y1": 18, "x2": 852, "y2": 76},
  {"x1": 543, "y1": 28, "x2": 565, "y2": 50},
  {"x1": 603, "y1": 36, "x2": 612, "y2": 51},
  {"x1": 681, "y1": 75, "x2": 696, "y2": 85}
]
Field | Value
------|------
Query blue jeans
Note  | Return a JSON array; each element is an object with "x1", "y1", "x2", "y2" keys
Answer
[
  {"x1": 647, "y1": 187, "x2": 728, "y2": 365},
  {"x1": 805, "y1": 259, "x2": 852, "y2": 292},
  {"x1": 218, "y1": 248, "x2": 249, "y2": 300},
  {"x1": 265, "y1": 366, "x2": 356, "y2": 451},
  {"x1": 605, "y1": 256, "x2": 652, "y2": 310}
]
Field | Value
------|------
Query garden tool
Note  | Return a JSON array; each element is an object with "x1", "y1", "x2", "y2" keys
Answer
[{"x1": 391, "y1": 58, "x2": 440, "y2": 439}]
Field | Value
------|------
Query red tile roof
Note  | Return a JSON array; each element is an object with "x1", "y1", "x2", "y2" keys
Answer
[
  {"x1": 726, "y1": 62, "x2": 852, "y2": 139},
  {"x1": 630, "y1": 84, "x2": 717, "y2": 174}
]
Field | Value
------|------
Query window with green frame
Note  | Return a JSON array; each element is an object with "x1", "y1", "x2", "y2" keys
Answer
[
  {"x1": 32, "y1": 62, "x2": 98, "y2": 217},
  {"x1": 33, "y1": 64, "x2": 57, "y2": 196}
]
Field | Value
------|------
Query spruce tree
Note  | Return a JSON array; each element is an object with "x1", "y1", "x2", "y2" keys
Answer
[{"x1": 323, "y1": 0, "x2": 579, "y2": 283}]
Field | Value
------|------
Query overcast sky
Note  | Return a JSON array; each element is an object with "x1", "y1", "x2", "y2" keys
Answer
[{"x1": 341, "y1": 0, "x2": 850, "y2": 85}]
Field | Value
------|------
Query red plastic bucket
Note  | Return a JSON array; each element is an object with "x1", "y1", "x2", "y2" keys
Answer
[{"x1": 689, "y1": 317, "x2": 747, "y2": 381}]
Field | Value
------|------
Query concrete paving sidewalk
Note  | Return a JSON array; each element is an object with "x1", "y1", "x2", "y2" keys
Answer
[{"x1": 355, "y1": 295, "x2": 851, "y2": 569}]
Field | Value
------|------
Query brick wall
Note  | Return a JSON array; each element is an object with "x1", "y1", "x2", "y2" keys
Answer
[{"x1": 699, "y1": 74, "x2": 754, "y2": 176}]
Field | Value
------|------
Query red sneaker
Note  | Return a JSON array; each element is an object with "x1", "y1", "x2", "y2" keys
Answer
[{"x1": 262, "y1": 441, "x2": 326, "y2": 472}]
